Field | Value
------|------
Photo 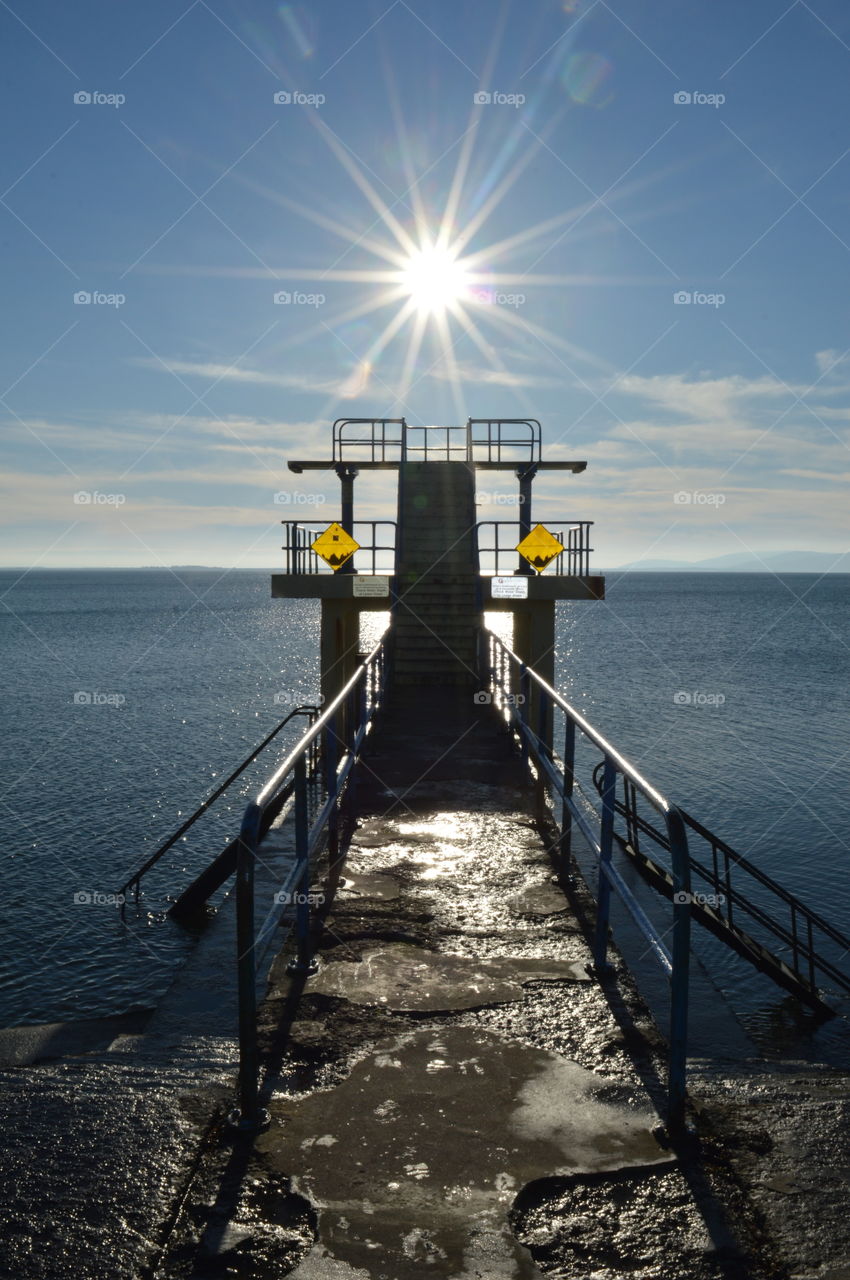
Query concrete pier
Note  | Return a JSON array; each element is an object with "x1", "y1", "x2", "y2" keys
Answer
[
  {"x1": 149, "y1": 692, "x2": 849, "y2": 1279},
  {"x1": 2, "y1": 688, "x2": 850, "y2": 1277}
]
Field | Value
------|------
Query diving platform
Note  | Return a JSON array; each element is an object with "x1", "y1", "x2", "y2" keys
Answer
[{"x1": 272, "y1": 417, "x2": 604, "y2": 702}]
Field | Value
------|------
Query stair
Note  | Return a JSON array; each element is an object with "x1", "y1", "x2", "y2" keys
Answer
[{"x1": 392, "y1": 462, "x2": 481, "y2": 686}]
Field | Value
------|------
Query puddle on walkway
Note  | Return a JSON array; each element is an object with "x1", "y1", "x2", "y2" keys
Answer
[
  {"x1": 336, "y1": 873, "x2": 401, "y2": 902},
  {"x1": 304, "y1": 944, "x2": 589, "y2": 1011},
  {"x1": 509, "y1": 882, "x2": 574, "y2": 919},
  {"x1": 260, "y1": 1026, "x2": 669, "y2": 1279}
]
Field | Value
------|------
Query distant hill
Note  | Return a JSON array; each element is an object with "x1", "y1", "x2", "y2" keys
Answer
[{"x1": 605, "y1": 550, "x2": 850, "y2": 573}]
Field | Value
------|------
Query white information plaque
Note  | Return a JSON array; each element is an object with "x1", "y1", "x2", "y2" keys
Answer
[
  {"x1": 492, "y1": 576, "x2": 529, "y2": 599},
  {"x1": 353, "y1": 575, "x2": 390, "y2": 597}
]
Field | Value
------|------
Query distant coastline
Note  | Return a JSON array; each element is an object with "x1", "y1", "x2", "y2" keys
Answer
[
  {"x1": 1, "y1": 554, "x2": 848, "y2": 574},
  {"x1": 604, "y1": 550, "x2": 849, "y2": 574}
]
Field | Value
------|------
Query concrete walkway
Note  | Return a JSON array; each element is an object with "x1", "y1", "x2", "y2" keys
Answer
[
  {"x1": 164, "y1": 692, "x2": 779, "y2": 1279},
  {"x1": 4, "y1": 692, "x2": 846, "y2": 1278}
]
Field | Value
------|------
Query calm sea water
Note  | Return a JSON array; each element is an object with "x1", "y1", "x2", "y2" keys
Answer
[{"x1": 1, "y1": 569, "x2": 847, "y2": 1061}]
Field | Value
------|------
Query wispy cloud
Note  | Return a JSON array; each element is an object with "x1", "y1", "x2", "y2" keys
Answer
[{"x1": 130, "y1": 357, "x2": 342, "y2": 395}]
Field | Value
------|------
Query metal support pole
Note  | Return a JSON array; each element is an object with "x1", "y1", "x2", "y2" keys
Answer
[
  {"x1": 535, "y1": 687, "x2": 549, "y2": 821},
  {"x1": 325, "y1": 707, "x2": 340, "y2": 859},
  {"x1": 336, "y1": 464, "x2": 358, "y2": 574},
  {"x1": 233, "y1": 802, "x2": 267, "y2": 1131},
  {"x1": 287, "y1": 756, "x2": 318, "y2": 976},
  {"x1": 560, "y1": 717, "x2": 576, "y2": 870},
  {"x1": 667, "y1": 807, "x2": 691, "y2": 1132},
  {"x1": 519, "y1": 663, "x2": 530, "y2": 767},
  {"x1": 516, "y1": 463, "x2": 537, "y2": 575},
  {"x1": 593, "y1": 756, "x2": 617, "y2": 972}
]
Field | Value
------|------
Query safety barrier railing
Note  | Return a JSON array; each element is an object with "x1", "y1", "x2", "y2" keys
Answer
[
  {"x1": 482, "y1": 628, "x2": 692, "y2": 1131},
  {"x1": 476, "y1": 521, "x2": 593, "y2": 576},
  {"x1": 330, "y1": 417, "x2": 542, "y2": 464},
  {"x1": 282, "y1": 520, "x2": 397, "y2": 575},
  {"x1": 232, "y1": 635, "x2": 390, "y2": 1130},
  {"x1": 333, "y1": 417, "x2": 407, "y2": 462},
  {"x1": 404, "y1": 424, "x2": 470, "y2": 460},
  {"x1": 592, "y1": 765, "x2": 850, "y2": 1008},
  {"x1": 467, "y1": 417, "x2": 541, "y2": 462}
]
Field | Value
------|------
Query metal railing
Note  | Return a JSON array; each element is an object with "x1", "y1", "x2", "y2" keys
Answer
[
  {"x1": 405, "y1": 424, "x2": 470, "y2": 460},
  {"x1": 333, "y1": 417, "x2": 407, "y2": 462},
  {"x1": 467, "y1": 418, "x2": 541, "y2": 462},
  {"x1": 592, "y1": 766, "x2": 850, "y2": 1008},
  {"x1": 233, "y1": 636, "x2": 391, "y2": 1130},
  {"x1": 476, "y1": 521, "x2": 594, "y2": 576},
  {"x1": 482, "y1": 628, "x2": 692, "y2": 1130},
  {"x1": 116, "y1": 706, "x2": 319, "y2": 907},
  {"x1": 331, "y1": 417, "x2": 542, "y2": 464},
  {"x1": 282, "y1": 520, "x2": 397, "y2": 575}
]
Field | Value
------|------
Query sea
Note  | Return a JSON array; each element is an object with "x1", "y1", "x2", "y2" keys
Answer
[{"x1": 1, "y1": 569, "x2": 847, "y2": 1064}]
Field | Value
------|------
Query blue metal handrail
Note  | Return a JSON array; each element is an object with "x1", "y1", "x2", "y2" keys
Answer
[
  {"x1": 483, "y1": 629, "x2": 691, "y2": 1131},
  {"x1": 116, "y1": 705, "x2": 319, "y2": 906},
  {"x1": 592, "y1": 764, "x2": 850, "y2": 1007},
  {"x1": 233, "y1": 636, "x2": 390, "y2": 1130}
]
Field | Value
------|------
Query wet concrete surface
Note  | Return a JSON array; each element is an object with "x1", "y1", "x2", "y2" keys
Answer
[
  {"x1": 156, "y1": 692, "x2": 806, "y2": 1279},
  {"x1": 4, "y1": 691, "x2": 849, "y2": 1278},
  {"x1": 303, "y1": 943, "x2": 590, "y2": 1010},
  {"x1": 259, "y1": 1025, "x2": 670, "y2": 1279}
]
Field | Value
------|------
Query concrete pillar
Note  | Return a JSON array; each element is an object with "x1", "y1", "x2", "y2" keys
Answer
[
  {"x1": 511, "y1": 601, "x2": 555, "y2": 751},
  {"x1": 320, "y1": 600, "x2": 361, "y2": 725}
]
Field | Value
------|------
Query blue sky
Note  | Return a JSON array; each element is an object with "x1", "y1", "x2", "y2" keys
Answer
[{"x1": 2, "y1": 0, "x2": 850, "y2": 568}]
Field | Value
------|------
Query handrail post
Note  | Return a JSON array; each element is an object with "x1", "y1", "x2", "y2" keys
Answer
[
  {"x1": 519, "y1": 663, "x2": 530, "y2": 766},
  {"x1": 325, "y1": 705, "x2": 340, "y2": 859},
  {"x1": 560, "y1": 717, "x2": 576, "y2": 871},
  {"x1": 593, "y1": 756, "x2": 617, "y2": 972},
  {"x1": 535, "y1": 687, "x2": 549, "y2": 821},
  {"x1": 233, "y1": 801, "x2": 264, "y2": 1131},
  {"x1": 667, "y1": 806, "x2": 691, "y2": 1133},
  {"x1": 287, "y1": 755, "x2": 318, "y2": 977}
]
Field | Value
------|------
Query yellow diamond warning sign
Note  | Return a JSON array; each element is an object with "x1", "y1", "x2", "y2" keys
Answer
[
  {"x1": 516, "y1": 523, "x2": 564, "y2": 574},
  {"x1": 311, "y1": 522, "x2": 360, "y2": 571}
]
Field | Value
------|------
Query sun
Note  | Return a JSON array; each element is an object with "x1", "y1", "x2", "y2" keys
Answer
[{"x1": 399, "y1": 243, "x2": 471, "y2": 315}]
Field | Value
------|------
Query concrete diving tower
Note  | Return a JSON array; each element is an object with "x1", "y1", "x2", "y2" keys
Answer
[{"x1": 273, "y1": 417, "x2": 605, "y2": 703}]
